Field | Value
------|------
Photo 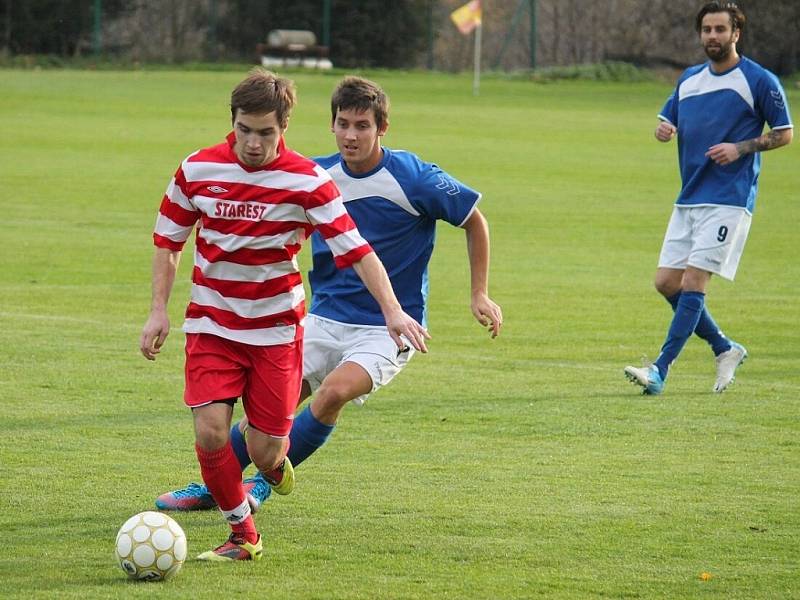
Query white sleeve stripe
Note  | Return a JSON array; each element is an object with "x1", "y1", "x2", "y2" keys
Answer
[
  {"x1": 457, "y1": 193, "x2": 482, "y2": 228},
  {"x1": 657, "y1": 114, "x2": 675, "y2": 126},
  {"x1": 305, "y1": 198, "x2": 348, "y2": 226},
  {"x1": 154, "y1": 214, "x2": 193, "y2": 242},
  {"x1": 324, "y1": 230, "x2": 369, "y2": 256},
  {"x1": 166, "y1": 178, "x2": 194, "y2": 212}
]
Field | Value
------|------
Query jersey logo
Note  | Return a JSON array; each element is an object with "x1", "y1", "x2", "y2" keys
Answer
[
  {"x1": 207, "y1": 185, "x2": 229, "y2": 194},
  {"x1": 770, "y1": 90, "x2": 785, "y2": 109},
  {"x1": 435, "y1": 175, "x2": 460, "y2": 196}
]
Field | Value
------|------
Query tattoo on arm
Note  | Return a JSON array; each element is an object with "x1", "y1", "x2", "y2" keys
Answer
[{"x1": 735, "y1": 129, "x2": 784, "y2": 155}]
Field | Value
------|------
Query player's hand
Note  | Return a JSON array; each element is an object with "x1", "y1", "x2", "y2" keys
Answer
[
  {"x1": 384, "y1": 309, "x2": 430, "y2": 354},
  {"x1": 654, "y1": 121, "x2": 676, "y2": 142},
  {"x1": 705, "y1": 142, "x2": 740, "y2": 165},
  {"x1": 140, "y1": 310, "x2": 170, "y2": 360},
  {"x1": 471, "y1": 293, "x2": 503, "y2": 339}
]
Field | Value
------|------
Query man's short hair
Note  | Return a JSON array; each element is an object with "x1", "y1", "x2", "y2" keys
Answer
[
  {"x1": 695, "y1": 1, "x2": 746, "y2": 33},
  {"x1": 230, "y1": 68, "x2": 296, "y2": 128},
  {"x1": 330, "y1": 76, "x2": 390, "y2": 131}
]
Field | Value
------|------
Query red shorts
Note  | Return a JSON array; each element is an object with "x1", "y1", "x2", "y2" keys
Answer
[{"x1": 184, "y1": 333, "x2": 303, "y2": 437}]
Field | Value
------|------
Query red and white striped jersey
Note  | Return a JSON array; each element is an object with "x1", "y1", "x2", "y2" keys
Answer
[{"x1": 153, "y1": 133, "x2": 373, "y2": 346}]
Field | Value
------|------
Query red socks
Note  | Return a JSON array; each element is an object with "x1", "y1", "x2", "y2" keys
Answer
[{"x1": 195, "y1": 442, "x2": 258, "y2": 543}]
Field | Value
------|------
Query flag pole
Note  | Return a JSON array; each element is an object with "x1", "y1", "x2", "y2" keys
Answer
[{"x1": 472, "y1": 23, "x2": 482, "y2": 96}]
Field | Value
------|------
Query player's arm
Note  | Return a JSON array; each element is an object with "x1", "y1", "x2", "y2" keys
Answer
[
  {"x1": 706, "y1": 127, "x2": 793, "y2": 165},
  {"x1": 734, "y1": 127, "x2": 793, "y2": 156},
  {"x1": 140, "y1": 247, "x2": 181, "y2": 360},
  {"x1": 351, "y1": 252, "x2": 430, "y2": 353},
  {"x1": 461, "y1": 209, "x2": 503, "y2": 338}
]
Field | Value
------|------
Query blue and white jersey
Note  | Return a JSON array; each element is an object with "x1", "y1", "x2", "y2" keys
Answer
[
  {"x1": 659, "y1": 56, "x2": 792, "y2": 213},
  {"x1": 309, "y1": 147, "x2": 481, "y2": 327}
]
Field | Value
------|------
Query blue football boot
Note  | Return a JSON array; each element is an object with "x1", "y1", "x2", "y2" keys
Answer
[{"x1": 624, "y1": 364, "x2": 665, "y2": 395}]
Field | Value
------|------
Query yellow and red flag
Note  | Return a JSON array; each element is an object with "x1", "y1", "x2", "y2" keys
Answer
[{"x1": 450, "y1": 0, "x2": 482, "y2": 35}]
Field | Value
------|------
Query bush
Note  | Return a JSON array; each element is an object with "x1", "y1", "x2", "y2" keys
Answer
[{"x1": 503, "y1": 61, "x2": 656, "y2": 83}]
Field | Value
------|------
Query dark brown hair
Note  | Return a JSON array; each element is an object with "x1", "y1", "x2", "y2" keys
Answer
[
  {"x1": 695, "y1": 2, "x2": 746, "y2": 33},
  {"x1": 330, "y1": 76, "x2": 390, "y2": 131},
  {"x1": 230, "y1": 68, "x2": 296, "y2": 128}
]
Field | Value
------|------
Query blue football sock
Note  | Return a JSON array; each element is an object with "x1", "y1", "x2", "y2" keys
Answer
[
  {"x1": 287, "y1": 406, "x2": 335, "y2": 467},
  {"x1": 654, "y1": 291, "x2": 705, "y2": 380},
  {"x1": 229, "y1": 422, "x2": 252, "y2": 471},
  {"x1": 665, "y1": 293, "x2": 731, "y2": 356}
]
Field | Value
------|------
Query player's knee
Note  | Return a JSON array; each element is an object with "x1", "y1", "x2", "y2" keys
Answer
[
  {"x1": 314, "y1": 382, "x2": 352, "y2": 413},
  {"x1": 250, "y1": 450, "x2": 282, "y2": 474},
  {"x1": 653, "y1": 276, "x2": 678, "y2": 297},
  {"x1": 246, "y1": 433, "x2": 286, "y2": 472},
  {"x1": 653, "y1": 267, "x2": 685, "y2": 298},
  {"x1": 680, "y1": 271, "x2": 708, "y2": 293},
  {"x1": 194, "y1": 422, "x2": 230, "y2": 450}
]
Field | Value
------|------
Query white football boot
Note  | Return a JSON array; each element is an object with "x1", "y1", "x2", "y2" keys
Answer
[{"x1": 713, "y1": 342, "x2": 747, "y2": 393}]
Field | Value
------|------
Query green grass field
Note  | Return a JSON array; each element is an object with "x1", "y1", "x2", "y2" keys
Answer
[{"x1": 1, "y1": 67, "x2": 798, "y2": 599}]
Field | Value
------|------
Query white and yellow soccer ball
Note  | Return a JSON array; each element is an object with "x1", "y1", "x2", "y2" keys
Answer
[{"x1": 114, "y1": 511, "x2": 187, "y2": 581}]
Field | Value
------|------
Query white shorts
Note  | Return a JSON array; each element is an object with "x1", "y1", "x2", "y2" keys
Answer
[
  {"x1": 658, "y1": 205, "x2": 752, "y2": 281},
  {"x1": 302, "y1": 314, "x2": 415, "y2": 406}
]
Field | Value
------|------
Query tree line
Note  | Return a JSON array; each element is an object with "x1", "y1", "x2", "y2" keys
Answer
[{"x1": 1, "y1": 0, "x2": 798, "y2": 75}]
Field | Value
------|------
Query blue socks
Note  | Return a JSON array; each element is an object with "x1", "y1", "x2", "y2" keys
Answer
[
  {"x1": 287, "y1": 406, "x2": 335, "y2": 467},
  {"x1": 665, "y1": 292, "x2": 732, "y2": 356},
  {"x1": 230, "y1": 422, "x2": 252, "y2": 470},
  {"x1": 228, "y1": 404, "x2": 336, "y2": 475},
  {"x1": 654, "y1": 291, "x2": 705, "y2": 380}
]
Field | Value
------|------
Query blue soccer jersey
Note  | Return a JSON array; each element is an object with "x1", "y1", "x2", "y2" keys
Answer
[
  {"x1": 309, "y1": 147, "x2": 481, "y2": 327},
  {"x1": 659, "y1": 56, "x2": 792, "y2": 213}
]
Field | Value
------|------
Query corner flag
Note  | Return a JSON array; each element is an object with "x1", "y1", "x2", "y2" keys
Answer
[
  {"x1": 450, "y1": 0, "x2": 483, "y2": 95},
  {"x1": 450, "y1": 0, "x2": 482, "y2": 35}
]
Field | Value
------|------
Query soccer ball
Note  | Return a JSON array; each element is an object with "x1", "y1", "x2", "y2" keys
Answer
[{"x1": 114, "y1": 511, "x2": 187, "y2": 581}]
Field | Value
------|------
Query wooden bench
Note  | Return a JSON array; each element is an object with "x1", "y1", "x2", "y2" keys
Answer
[{"x1": 257, "y1": 29, "x2": 332, "y2": 69}]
